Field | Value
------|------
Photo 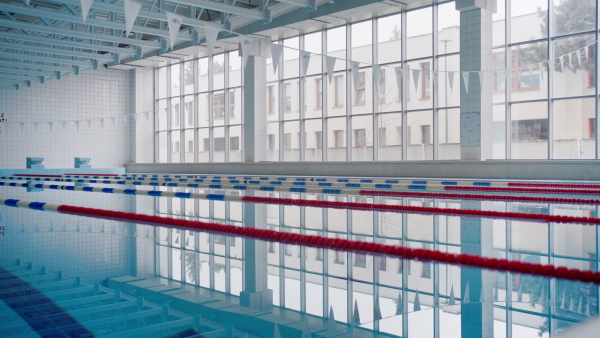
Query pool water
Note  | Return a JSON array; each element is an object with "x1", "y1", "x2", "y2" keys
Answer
[{"x1": 1, "y1": 175, "x2": 598, "y2": 337}]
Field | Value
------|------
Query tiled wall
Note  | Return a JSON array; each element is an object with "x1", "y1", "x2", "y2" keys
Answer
[{"x1": 0, "y1": 67, "x2": 142, "y2": 169}]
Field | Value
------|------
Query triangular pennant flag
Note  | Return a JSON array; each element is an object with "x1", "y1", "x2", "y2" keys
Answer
[
  {"x1": 568, "y1": 52, "x2": 573, "y2": 67},
  {"x1": 86, "y1": 119, "x2": 92, "y2": 128},
  {"x1": 61, "y1": 121, "x2": 67, "y2": 129},
  {"x1": 350, "y1": 61, "x2": 360, "y2": 89},
  {"x1": 73, "y1": 121, "x2": 79, "y2": 130},
  {"x1": 62, "y1": 225, "x2": 67, "y2": 232},
  {"x1": 462, "y1": 71, "x2": 470, "y2": 95},
  {"x1": 111, "y1": 226, "x2": 117, "y2": 234},
  {"x1": 100, "y1": 224, "x2": 105, "y2": 233},
  {"x1": 299, "y1": 50, "x2": 311, "y2": 77},
  {"x1": 478, "y1": 71, "x2": 484, "y2": 91},
  {"x1": 240, "y1": 35, "x2": 255, "y2": 68},
  {"x1": 540, "y1": 62, "x2": 545, "y2": 81},
  {"x1": 124, "y1": 0, "x2": 142, "y2": 38},
  {"x1": 144, "y1": 112, "x2": 150, "y2": 121},
  {"x1": 174, "y1": 236, "x2": 179, "y2": 244},
  {"x1": 326, "y1": 56, "x2": 336, "y2": 84},
  {"x1": 352, "y1": 299, "x2": 361, "y2": 325},
  {"x1": 111, "y1": 116, "x2": 116, "y2": 125},
  {"x1": 185, "y1": 236, "x2": 190, "y2": 246},
  {"x1": 576, "y1": 49, "x2": 583, "y2": 68},
  {"x1": 204, "y1": 24, "x2": 220, "y2": 57},
  {"x1": 273, "y1": 324, "x2": 282, "y2": 338},
  {"x1": 301, "y1": 315, "x2": 311, "y2": 338},
  {"x1": 122, "y1": 115, "x2": 128, "y2": 124},
  {"x1": 34, "y1": 122, "x2": 39, "y2": 130},
  {"x1": 75, "y1": 223, "x2": 80, "y2": 232},
  {"x1": 271, "y1": 43, "x2": 284, "y2": 73},
  {"x1": 327, "y1": 306, "x2": 337, "y2": 331},
  {"x1": 394, "y1": 67, "x2": 404, "y2": 93},
  {"x1": 395, "y1": 291, "x2": 403, "y2": 315},
  {"x1": 558, "y1": 56, "x2": 564, "y2": 72},
  {"x1": 463, "y1": 282, "x2": 470, "y2": 303},
  {"x1": 374, "y1": 297, "x2": 382, "y2": 321},
  {"x1": 516, "y1": 68, "x2": 522, "y2": 84},
  {"x1": 49, "y1": 222, "x2": 54, "y2": 232},
  {"x1": 48, "y1": 122, "x2": 53, "y2": 132},
  {"x1": 432, "y1": 71, "x2": 438, "y2": 92},
  {"x1": 448, "y1": 71, "x2": 455, "y2": 93},
  {"x1": 79, "y1": 0, "x2": 94, "y2": 23},
  {"x1": 449, "y1": 285, "x2": 455, "y2": 305},
  {"x1": 582, "y1": 47, "x2": 589, "y2": 62},
  {"x1": 166, "y1": 11, "x2": 184, "y2": 50},
  {"x1": 413, "y1": 291, "x2": 421, "y2": 311},
  {"x1": 24, "y1": 0, "x2": 30, "y2": 5},
  {"x1": 88, "y1": 225, "x2": 93, "y2": 232},
  {"x1": 494, "y1": 286, "x2": 499, "y2": 301},
  {"x1": 99, "y1": 118, "x2": 104, "y2": 128},
  {"x1": 19, "y1": 123, "x2": 25, "y2": 131},
  {"x1": 145, "y1": 229, "x2": 150, "y2": 237},
  {"x1": 412, "y1": 69, "x2": 420, "y2": 91},
  {"x1": 132, "y1": 114, "x2": 138, "y2": 121},
  {"x1": 587, "y1": 300, "x2": 591, "y2": 316},
  {"x1": 570, "y1": 294, "x2": 576, "y2": 311},
  {"x1": 538, "y1": 285, "x2": 546, "y2": 304},
  {"x1": 517, "y1": 285, "x2": 523, "y2": 302}
]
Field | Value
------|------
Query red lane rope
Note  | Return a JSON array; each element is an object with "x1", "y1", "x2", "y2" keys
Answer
[
  {"x1": 63, "y1": 173, "x2": 119, "y2": 177},
  {"x1": 508, "y1": 182, "x2": 600, "y2": 189},
  {"x1": 56, "y1": 204, "x2": 600, "y2": 284},
  {"x1": 242, "y1": 196, "x2": 600, "y2": 225},
  {"x1": 14, "y1": 174, "x2": 62, "y2": 177},
  {"x1": 359, "y1": 190, "x2": 600, "y2": 205},
  {"x1": 445, "y1": 185, "x2": 600, "y2": 195}
]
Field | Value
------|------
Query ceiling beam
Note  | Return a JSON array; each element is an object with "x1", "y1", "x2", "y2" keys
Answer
[
  {"x1": 0, "y1": 42, "x2": 115, "y2": 61},
  {"x1": 0, "y1": 68, "x2": 58, "y2": 77},
  {"x1": 46, "y1": 0, "x2": 229, "y2": 30},
  {"x1": 0, "y1": 32, "x2": 136, "y2": 55},
  {"x1": 276, "y1": 0, "x2": 317, "y2": 11},
  {"x1": 0, "y1": 3, "x2": 193, "y2": 41},
  {"x1": 0, "y1": 60, "x2": 76, "y2": 72},
  {"x1": 0, "y1": 52, "x2": 96, "y2": 67},
  {"x1": 0, "y1": 19, "x2": 161, "y2": 48},
  {"x1": 165, "y1": 0, "x2": 268, "y2": 21}
]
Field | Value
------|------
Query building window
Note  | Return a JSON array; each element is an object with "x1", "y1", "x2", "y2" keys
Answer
[
  {"x1": 511, "y1": 119, "x2": 548, "y2": 141},
  {"x1": 354, "y1": 72, "x2": 366, "y2": 105},
  {"x1": 397, "y1": 259, "x2": 411, "y2": 274},
  {"x1": 172, "y1": 141, "x2": 180, "y2": 152},
  {"x1": 334, "y1": 130, "x2": 344, "y2": 148},
  {"x1": 421, "y1": 62, "x2": 431, "y2": 99},
  {"x1": 268, "y1": 86, "x2": 276, "y2": 114},
  {"x1": 334, "y1": 75, "x2": 344, "y2": 107},
  {"x1": 230, "y1": 136, "x2": 240, "y2": 151},
  {"x1": 354, "y1": 252, "x2": 367, "y2": 267},
  {"x1": 213, "y1": 93, "x2": 235, "y2": 119},
  {"x1": 284, "y1": 133, "x2": 292, "y2": 149},
  {"x1": 172, "y1": 103, "x2": 180, "y2": 127},
  {"x1": 185, "y1": 102, "x2": 193, "y2": 125},
  {"x1": 285, "y1": 244, "x2": 293, "y2": 256},
  {"x1": 354, "y1": 129, "x2": 367, "y2": 147},
  {"x1": 284, "y1": 83, "x2": 292, "y2": 112},
  {"x1": 379, "y1": 256, "x2": 387, "y2": 271},
  {"x1": 378, "y1": 69, "x2": 386, "y2": 103},
  {"x1": 187, "y1": 140, "x2": 194, "y2": 152},
  {"x1": 316, "y1": 248, "x2": 323, "y2": 261},
  {"x1": 589, "y1": 118, "x2": 596, "y2": 139},
  {"x1": 268, "y1": 241, "x2": 276, "y2": 253},
  {"x1": 214, "y1": 137, "x2": 226, "y2": 151},
  {"x1": 315, "y1": 131, "x2": 323, "y2": 149},
  {"x1": 316, "y1": 78, "x2": 323, "y2": 109},
  {"x1": 378, "y1": 127, "x2": 387, "y2": 146},
  {"x1": 334, "y1": 251, "x2": 345, "y2": 264},
  {"x1": 494, "y1": 50, "x2": 541, "y2": 92},
  {"x1": 267, "y1": 134, "x2": 276, "y2": 150},
  {"x1": 421, "y1": 125, "x2": 431, "y2": 144}
]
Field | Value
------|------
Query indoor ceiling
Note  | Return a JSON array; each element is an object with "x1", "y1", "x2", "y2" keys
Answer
[{"x1": 0, "y1": 0, "x2": 437, "y2": 89}]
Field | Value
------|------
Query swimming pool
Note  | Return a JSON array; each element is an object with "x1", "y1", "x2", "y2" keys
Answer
[{"x1": 1, "y1": 173, "x2": 598, "y2": 337}]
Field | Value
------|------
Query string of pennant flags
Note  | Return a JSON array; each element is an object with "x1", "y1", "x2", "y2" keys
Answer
[{"x1": 0, "y1": 111, "x2": 153, "y2": 134}]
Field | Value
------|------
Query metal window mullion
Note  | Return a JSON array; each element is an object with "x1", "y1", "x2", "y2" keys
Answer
[
  {"x1": 279, "y1": 41, "x2": 285, "y2": 162},
  {"x1": 300, "y1": 35, "x2": 306, "y2": 162},
  {"x1": 194, "y1": 59, "x2": 199, "y2": 163},
  {"x1": 401, "y1": 198, "x2": 409, "y2": 337},
  {"x1": 224, "y1": 52, "x2": 230, "y2": 162},
  {"x1": 347, "y1": 21, "x2": 353, "y2": 162},
  {"x1": 596, "y1": 1, "x2": 600, "y2": 159},
  {"x1": 322, "y1": 193, "x2": 329, "y2": 316},
  {"x1": 180, "y1": 94, "x2": 185, "y2": 163},
  {"x1": 208, "y1": 55, "x2": 214, "y2": 163},
  {"x1": 432, "y1": 4, "x2": 439, "y2": 161},
  {"x1": 402, "y1": 11, "x2": 408, "y2": 160},
  {"x1": 209, "y1": 199, "x2": 215, "y2": 290},
  {"x1": 548, "y1": 1, "x2": 554, "y2": 159},
  {"x1": 373, "y1": 17, "x2": 379, "y2": 161},
  {"x1": 167, "y1": 65, "x2": 172, "y2": 163},
  {"x1": 505, "y1": 0, "x2": 512, "y2": 160},
  {"x1": 279, "y1": 198, "x2": 285, "y2": 307},
  {"x1": 372, "y1": 195, "x2": 380, "y2": 333},
  {"x1": 300, "y1": 196, "x2": 306, "y2": 313},
  {"x1": 432, "y1": 198, "x2": 440, "y2": 338},
  {"x1": 548, "y1": 203, "x2": 555, "y2": 335},
  {"x1": 323, "y1": 29, "x2": 329, "y2": 161}
]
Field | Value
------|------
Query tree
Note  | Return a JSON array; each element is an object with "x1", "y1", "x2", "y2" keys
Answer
[
  {"x1": 523, "y1": 0, "x2": 596, "y2": 73},
  {"x1": 389, "y1": 24, "x2": 401, "y2": 41}
]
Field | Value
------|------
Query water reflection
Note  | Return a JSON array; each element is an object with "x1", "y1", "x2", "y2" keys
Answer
[{"x1": 0, "y1": 183, "x2": 598, "y2": 337}]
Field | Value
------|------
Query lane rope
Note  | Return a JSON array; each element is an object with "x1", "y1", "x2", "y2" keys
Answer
[
  {"x1": 2, "y1": 197, "x2": 599, "y2": 285},
  {"x1": 2, "y1": 181, "x2": 598, "y2": 224}
]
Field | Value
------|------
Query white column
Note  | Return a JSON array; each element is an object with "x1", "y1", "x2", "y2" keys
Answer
[
  {"x1": 242, "y1": 40, "x2": 269, "y2": 162},
  {"x1": 457, "y1": 0, "x2": 496, "y2": 160}
]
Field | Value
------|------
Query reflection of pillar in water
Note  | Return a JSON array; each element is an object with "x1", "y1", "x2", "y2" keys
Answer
[
  {"x1": 460, "y1": 200, "x2": 494, "y2": 338},
  {"x1": 240, "y1": 190, "x2": 273, "y2": 310}
]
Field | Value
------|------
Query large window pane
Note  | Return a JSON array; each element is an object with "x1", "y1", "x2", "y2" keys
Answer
[
  {"x1": 553, "y1": 98, "x2": 595, "y2": 159},
  {"x1": 552, "y1": 35, "x2": 595, "y2": 98},
  {"x1": 158, "y1": 100, "x2": 168, "y2": 130},
  {"x1": 327, "y1": 26, "x2": 346, "y2": 71},
  {"x1": 329, "y1": 72, "x2": 346, "y2": 116},
  {"x1": 267, "y1": 83, "x2": 279, "y2": 121},
  {"x1": 378, "y1": 112, "x2": 402, "y2": 161},
  {"x1": 283, "y1": 80, "x2": 299, "y2": 120},
  {"x1": 511, "y1": 101, "x2": 548, "y2": 159},
  {"x1": 438, "y1": 108, "x2": 460, "y2": 160},
  {"x1": 351, "y1": 21, "x2": 372, "y2": 64},
  {"x1": 510, "y1": 0, "x2": 547, "y2": 44},
  {"x1": 438, "y1": 2, "x2": 460, "y2": 54},
  {"x1": 171, "y1": 130, "x2": 181, "y2": 163},
  {"x1": 284, "y1": 37, "x2": 300, "y2": 79},
  {"x1": 552, "y1": 0, "x2": 595, "y2": 36},
  {"x1": 183, "y1": 61, "x2": 194, "y2": 94},
  {"x1": 378, "y1": 14, "x2": 402, "y2": 64},
  {"x1": 171, "y1": 63, "x2": 181, "y2": 97},
  {"x1": 158, "y1": 67, "x2": 167, "y2": 99},
  {"x1": 229, "y1": 51, "x2": 242, "y2": 87},
  {"x1": 229, "y1": 125, "x2": 242, "y2": 162},
  {"x1": 213, "y1": 54, "x2": 225, "y2": 90},
  {"x1": 213, "y1": 127, "x2": 225, "y2": 162},
  {"x1": 438, "y1": 55, "x2": 460, "y2": 108},
  {"x1": 407, "y1": 110, "x2": 433, "y2": 160},
  {"x1": 198, "y1": 58, "x2": 209, "y2": 93},
  {"x1": 352, "y1": 67, "x2": 373, "y2": 115},
  {"x1": 305, "y1": 119, "x2": 323, "y2": 161},
  {"x1": 406, "y1": 59, "x2": 433, "y2": 111},
  {"x1": 198, "y1": 128, "x2": 209, "y2": 162},
  {"x1": 510, "y1": 42, "x2": 548, "y2": 101},
  {"x1": 283, "y1": 121, "x2": 300, "y2": 161},
  {"x1": 184, "y1": 129, "x2": 194, "y2": 163},
  {"x1": 327, "y1": 117, "x2": 346, "y2": 161},
  {"x1": 352, "y1": 115, "x2": 373, "y2": 161},
  {"x1": 305, "y1": 32, "x2": 322, "y2": 76},
  {"x1": 407, "y1": 8, "x2": 432, "y2": 59},
  {"x1": 158, "y1": 132, "x2": 167, "y2": 163},
  {"x1": 197, "y1": 93, "x2": 209, "y2": 127},
  {"x1": 184, "y1": 95, "x2": 194, "y2": 128},
  {"x1": 267, "y1": 122, "x2": 279, "y2": 161}
]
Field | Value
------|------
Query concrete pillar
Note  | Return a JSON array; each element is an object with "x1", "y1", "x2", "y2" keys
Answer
[
  {"x1": 460, "y1": 200, "x2": 494, "y2": 338},
  {"x1": 242, "y1": 40, "x2": 269, "y2": 162},
  {"x1": 239, "y1": 191, "x2": 273, "y2": 310},
  {"x1": 456, "y1": 0, "x2": 496, "y2": 160}
]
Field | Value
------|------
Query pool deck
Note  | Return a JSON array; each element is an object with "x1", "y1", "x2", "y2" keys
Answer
[{"x1": 126, "y1": 160, "x2": 600, "y2": 181}]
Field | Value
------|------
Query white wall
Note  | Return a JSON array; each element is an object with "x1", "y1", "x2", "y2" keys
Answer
[{"x1": 0, "y1": 67, "x2": 135, "y2": 169}]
